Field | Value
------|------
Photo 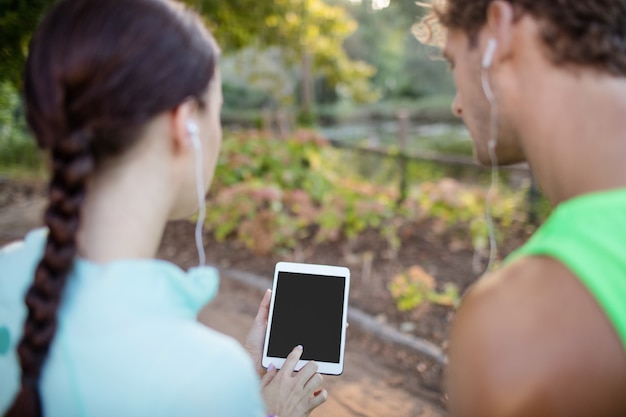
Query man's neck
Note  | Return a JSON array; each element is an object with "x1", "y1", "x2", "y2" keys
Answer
[{"x1": 518, "y1": 71, "x2": 626, "y2": 206}]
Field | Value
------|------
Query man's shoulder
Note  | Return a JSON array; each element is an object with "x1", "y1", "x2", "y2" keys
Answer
[
  {"x1": 447, "y1": 256, "x2": 626, "y2": 417},
  {"x1": 462, "y1": 256, "x2": 571, "y2": 313}
]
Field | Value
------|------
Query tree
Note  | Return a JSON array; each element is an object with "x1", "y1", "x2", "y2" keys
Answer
[
  {"x1": 1, "y1": 0, "x2": 376, "y2": 111},
  {"x1": 334, "y1": 0, "x2": 454, "y2": 100},
  {"x1": 268, "y1": 0, "x2": 378, "y2": 106},
  {"x1": 0, "y1": 0, "x2": 55, "y2": 87},
  {"x1": 0, "y1": 0, "x2": 284, "y2": 87},
  {"x1": 183, "y1": 0, "x2": 287, "y2": 49},
  {"x1": 190, "y1": 0, "x2": 378, "y2": 107}
]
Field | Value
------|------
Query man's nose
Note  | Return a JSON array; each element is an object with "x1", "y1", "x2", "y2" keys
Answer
[{"x1": 451, "y1": 93, "x2": 462, "y2": 118}]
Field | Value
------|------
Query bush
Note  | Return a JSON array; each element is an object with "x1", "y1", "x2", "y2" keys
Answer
[
  {"x1": 207, "y1": 129, "x2": 402, "y2": 255},
  {"x1": 0, "y1": 82, "x2": 43, "y2": 173},
  {"x1": 206, "y1": 129, "x2": 535, "y2": 258}
]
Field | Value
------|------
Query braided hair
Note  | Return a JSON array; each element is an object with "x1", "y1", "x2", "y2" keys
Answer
[{"x1": 5, "y1": 1, "x2": 218, "y2": 416}]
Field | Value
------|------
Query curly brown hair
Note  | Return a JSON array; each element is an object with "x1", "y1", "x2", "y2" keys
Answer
[{"x1": 417, "y1": 0, "x2": 626, "y2": 76}]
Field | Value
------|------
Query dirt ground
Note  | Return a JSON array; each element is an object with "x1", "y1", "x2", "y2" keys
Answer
[{"x1": 0, "y1": 178, "x2": 532, "y2": 416}]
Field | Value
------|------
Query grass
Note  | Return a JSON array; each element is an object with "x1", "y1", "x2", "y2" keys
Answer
[
  {"x1": 0, "y1": 81, "x2": 45, "y2": 178},
  {"x1": 0, "y1": 127, "x2": 46, "y2": 177}
]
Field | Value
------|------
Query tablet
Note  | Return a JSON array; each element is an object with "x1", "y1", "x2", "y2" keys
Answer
[{"x1": 262, "y1": 262, "x2": 350, "y2": 375}]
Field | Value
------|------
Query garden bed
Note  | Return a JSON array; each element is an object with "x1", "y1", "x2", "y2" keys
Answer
[{"x1": 157, "y1": 213, "x2": 532, "y2": 405}]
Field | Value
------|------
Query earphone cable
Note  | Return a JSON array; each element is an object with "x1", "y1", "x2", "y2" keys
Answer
[
  {"x1": 193, "y1": 138, "x2": 207, "y2": 267},
  {"x1": 481, "y1": 68, "x2": 500, "y2": 273}
]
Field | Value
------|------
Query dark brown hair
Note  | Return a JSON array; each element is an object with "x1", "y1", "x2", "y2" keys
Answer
[
  {"x1": 5, "y1": 1, "x2": 218, "y2": 416},
  {"x1": 418, "y1": 0, "x2": 626, "y2": 76}
]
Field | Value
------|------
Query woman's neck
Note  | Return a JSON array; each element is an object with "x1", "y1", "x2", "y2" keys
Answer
[{"x1": 77, "y1": 158, "x2": 174, "y2": 264}]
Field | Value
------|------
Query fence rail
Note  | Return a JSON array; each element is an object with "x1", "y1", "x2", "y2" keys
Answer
[
  {"x1": 258, "y1": 109, "x2": 543, "y2": 223},
  {"x1": 319, "y1": 112, "x2": 542, "y2": 224}
]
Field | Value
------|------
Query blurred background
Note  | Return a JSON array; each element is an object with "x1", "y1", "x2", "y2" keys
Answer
[
  {"x1": 1, "y1": 0, "x2": 461, "y2": 172},
  {"x1": 0, "y1": 1, "x2": 550, "y2": 415}
]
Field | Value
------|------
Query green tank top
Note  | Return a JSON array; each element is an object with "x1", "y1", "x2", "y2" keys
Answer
[{"x1": 506, "y1": 188, "x2": 626, "y2": 351}]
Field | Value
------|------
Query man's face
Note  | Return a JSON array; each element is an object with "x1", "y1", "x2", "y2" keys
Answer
[{"x1": 443, "y1": 29, "x2": 525, "y2": 166}]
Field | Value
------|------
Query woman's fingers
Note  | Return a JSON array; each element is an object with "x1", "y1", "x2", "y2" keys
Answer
[
  {"x1": 303, "y1": 372, "x2": 323, "y2": 393},
  {"x1": 261, "y1": 363, "x2": 278, "y2": 388},
  {"x1": 308, "y1": 389, "x2": 328, "y2": 412},
  {"x1": 281, "y1": 345, "x2": 304, "y2": 374},
  {"x1": 295, "y1": 360, "x2": 319, "y2": 387},
  {"x1": 261, "y1": 347, "x2": 328, "y2": 417},
  {"x1": 254, "y1": 289, "x2": 272, "y2": 325},
  {"x1": 244, "y1": 289, "x2": 273, "y2": 376}
]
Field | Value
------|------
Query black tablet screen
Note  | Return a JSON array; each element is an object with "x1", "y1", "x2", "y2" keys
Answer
[{"x1": 267, "y1": 271, "x2": 346, "y2": 363}]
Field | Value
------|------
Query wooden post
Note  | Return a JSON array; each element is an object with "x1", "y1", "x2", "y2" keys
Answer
[
  {"x1": 276, "y1": 109, "x2": 291, "y2": 140},
  {"x1": 527, "y1": 177, "x2": 541, "y2": 225},
  {"x1": 261, "y1": 108, "x2": 273, "y2": 134},
  {"x1": 300, "y1": 51, "x2": 314, "y2": 121},
  {"x1": 396, "y1": 110, "x2": 410, "y2": 206}
]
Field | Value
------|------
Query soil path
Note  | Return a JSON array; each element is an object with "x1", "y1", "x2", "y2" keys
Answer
[
  {"x1": 0, "y1": 191, "x2": 446, "y2": 417},
  {"x1": 201, "y1": 284, "x2": 444, "y2": 417}
]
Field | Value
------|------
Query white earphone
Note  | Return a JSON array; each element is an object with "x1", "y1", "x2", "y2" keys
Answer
[
  {"x1": 482, "y1": 38, "x2": 498, "y2": 69},
  {"x1": 479, "y1": 37, "x2": 501, "y2": 274},
  {"x1": 186, "y1": 118, "x2": 207, "y2": 266},
  {"x1": 187, "y1": 120, "x2": 201, "y2": 151}
]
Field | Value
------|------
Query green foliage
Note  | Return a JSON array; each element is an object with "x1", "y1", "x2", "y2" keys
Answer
[
  {"x1": 387, "y1": 175, "x2": 533, "y2": 313},
  {"x1": 206, "y1": 129, "x2": 535, "y2": 260},
  {"x1": 222, "y1": 83, "x2": 271, "y2": 111},
  {"x1": 207, "y1": 0, "x2": 454, "y2": 113},
  {"x1": 337, "y1": 0, "x2": 455, "y2": 101},
  {"x1": 296, "y1": 109, "x2": 317, "y2": 127},
  {"x1": 209, "y1": 129, "x2": 327, "y2": 253},
  {"x1": 207, "y1": 129, "x2": 401, "y2": 254},
  {"x1": 0, "y1": 0, "x2": 54, "y2": 86},
  {"x1": 416, "y1": 178, "x2": 528, "y2": 252},
  {"x1": 3, "y1": 0, "x2": 377, "y2": 109},
  {"x1": 186, "y1": 0, "x2": 286, "y2": 49},
  {"x1": 221, "y1": 48, "x2": 297, "y2": 108},
  {"x1": 388, "y1": 265, "x2": 461, "y2": 311},
  {"x1": 190, "y1": 0, "x2": 378, "y2": 106},
  {"x1": 0, "y1": 82, "x2": 42, "y2": 172}
]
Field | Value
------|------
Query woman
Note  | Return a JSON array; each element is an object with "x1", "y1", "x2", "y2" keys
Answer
[{"x1": 0, "y1": 0, "x2": 326, "y2": 416}]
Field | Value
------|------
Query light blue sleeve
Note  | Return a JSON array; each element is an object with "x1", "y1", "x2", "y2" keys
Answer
[
  {"x1": 42, "y1": 320, "x2": 267, "y2": 417},
  {"x1": 0, "y1": 230, "x2": 47, "y2": 414},
  {"x1": 164, "y1": 327, "x2": 267, "y2": 417},
  {"x1": 1, "y1": 230, "x2": 267, "y2": 417}
]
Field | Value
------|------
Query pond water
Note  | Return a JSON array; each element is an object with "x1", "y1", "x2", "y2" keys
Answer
[{"x1": 319, "y1": 121, "x2": 473, "y2": 157}]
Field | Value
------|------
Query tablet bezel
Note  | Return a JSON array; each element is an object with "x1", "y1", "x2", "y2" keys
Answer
[{"x1": 261, "y1": 262, "x2": 350, "y2": 375}]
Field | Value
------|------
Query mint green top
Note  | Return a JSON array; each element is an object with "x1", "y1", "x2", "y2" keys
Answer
[
  {"x1": 0, "y1": 229, "x2": 265, "y2": 417},
  {"x1": 507, "y1": 188, "x2": 626, "y2": 351}
]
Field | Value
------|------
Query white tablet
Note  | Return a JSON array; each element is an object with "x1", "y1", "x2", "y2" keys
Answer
[{"x1": 262, "y1": 262, "x2": 350, "y2": 375}]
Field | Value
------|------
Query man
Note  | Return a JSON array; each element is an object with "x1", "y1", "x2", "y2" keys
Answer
[{"x1": 418, "y1": 1, "x2": 626, "y2": 416}]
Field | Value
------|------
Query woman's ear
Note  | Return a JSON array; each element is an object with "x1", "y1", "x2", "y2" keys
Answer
[{"x1": 170, "y1": 99, "x2": 198, "y2": 155}]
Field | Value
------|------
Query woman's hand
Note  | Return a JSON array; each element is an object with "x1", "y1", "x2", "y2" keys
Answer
[
  {"x1": 244, "y1": 289, "x2": 272, "y2": 376},
  {"x1": 262, "y1": 346, "x2": 328, "y2": 417},
  {"x1": 245, "y1": 290, "x2": 328, "y2": 416}
]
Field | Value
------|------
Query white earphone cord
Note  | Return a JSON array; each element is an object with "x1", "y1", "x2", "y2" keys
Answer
[
  {"x1": 193, "y1": 136, "x2": 207, "y2": 267},
  {"x1": 481, "y1": 68, "x2": 500, "y2": 273}
]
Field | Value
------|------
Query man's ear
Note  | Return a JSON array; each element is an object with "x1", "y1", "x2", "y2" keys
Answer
[
  {"x1": 482, "y1": 1, "x2": 516, "y2": 67},
  {"x1": 170, "y1": 99, "x2": 198, "y2": 155}
]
